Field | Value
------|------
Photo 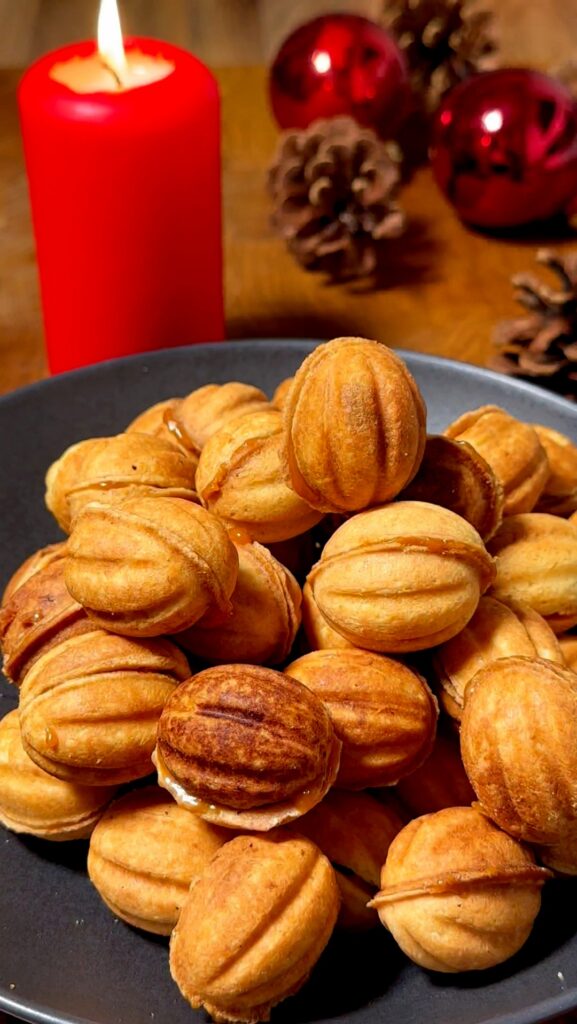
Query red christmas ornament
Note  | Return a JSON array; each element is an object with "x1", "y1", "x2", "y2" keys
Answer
[
  {"x1": 431, "y1": 69, "x2": 577, "y2": 229},
  {"x1": 269, "y1": 14, "x2": 408, "y2": 136}
]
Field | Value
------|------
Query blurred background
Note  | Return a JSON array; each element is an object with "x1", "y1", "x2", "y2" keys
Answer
[
  {"x1": 3, "y1": 0, "x2": 577, "y2": 394},
  {"x1": 0, "y1": 0, "x2": 575, "y2": 71}
]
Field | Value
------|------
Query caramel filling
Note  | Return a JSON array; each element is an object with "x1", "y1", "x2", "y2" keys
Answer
[
  {"x1": 152, "y1": 736, "x2": 341, "y2": 831},
  {"x1": 368, "y1": 864, "x2": 553, "y2": 908}
]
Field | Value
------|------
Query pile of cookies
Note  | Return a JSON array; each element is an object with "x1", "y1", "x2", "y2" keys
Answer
[{"x1": 1, "y1": 336, "x2": 577, "y2": 1024}]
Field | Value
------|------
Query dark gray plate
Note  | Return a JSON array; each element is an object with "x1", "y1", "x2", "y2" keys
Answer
[{"x1": 1, "y1": 340, "x2": 576, "y2": 1024}]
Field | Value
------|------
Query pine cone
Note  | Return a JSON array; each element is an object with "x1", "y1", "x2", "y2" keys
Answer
[
  {"x1": 490, "y1": 249, "x2": 577, "y2": 402},
  {"x1": 267, "y1": 117, "x2": 406, "y2": 280},
  {"x1": 382, "y1": 0, "x2": 498, "y2": 114}
]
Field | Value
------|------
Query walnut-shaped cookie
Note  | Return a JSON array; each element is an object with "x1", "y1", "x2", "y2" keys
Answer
[
  {"x1": 45, "y1": 433, "x2": 197, "y2": 532},
  {"x1": 88, "y1": 787, "x2": 229, "y2": 934},
  {"x1": 1, "y1": 542, "x2": 66, "y2": 605},
  {"x1": 308, "y1": 502, "x2": 494, "y2": 652},
  {"x1": 461, "y1": 657, "x2": 577, "y2": 843},
  {"x1": 178, "y1": 541, "x2": 301, "y2": 665},
  {"x1": 394, "y1": 729, "x2": 475, "y2": 817},
  {"x1": 19, "y1": 630, "x2": 189, "y2": 786},
  {"x1": 0, "y1": 710, "x2": 116, "y2": 841},
  {"x1": 285, "y1": 649, "x2": 437, "y2": 789},
  {"x1": 297, "y1": 789, "x2": 403, "y2": 930},
  {"x1": 301, "y1": 581, "x2": 356, "y2": 651},
  {"x1": 169, "y1": 382, "x2": 270, "y2": 457},
  {"x1": 399, "y1": 435, "x2": 504, "y2": 541},
  {"x1": 283, "y1": 337, "x2": 426, "y2": 513},
  {"x1": 445, "y1": 405, "x2": 548, "y2": 515},
  {"x1": 196, "y1": 408, "x2": 323, "y2": 543},
  {"x1": 170, "y1": 832, "x2": 339, "y2": 1024},
  {"x1": 154, "y1": 665, "x2": 341, "y2": 830},
  {"x1": 433, "y1": 596, "x2": 564, "y2": 721},
  {"x1": 370, "y1": 807, "x2": 550, "y2": 972},
  {"x1": 533, "y1": 424, "x2": 577, "y2": 516},
  {"x1": 65, "y1": 496, "x2": 238, "y2": 637},
  {"x1": 488, "y1": 513, "x2": 577, "y2": 633},
  {"x1": 0, "y1": 559, "x2": 93, "y2": 686}
]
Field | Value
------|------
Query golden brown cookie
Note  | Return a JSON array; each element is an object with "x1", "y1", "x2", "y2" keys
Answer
[
  {"x1": 196, "y1": 408, "x2": 323, "y2": 543},
  {"x1": 371, "y1": 807, "x2": 550, "y2": 972},
  {"x1": 444, "y1": 405, "x2": 548, "y2": 515},
  {"x1": 1, "y1": 542, "x2": 67, "y2": 605},
  {"x1": 0, "y1": 710, "x2": 116, "y2": 840},
  {"x1": 65, "y1": 496, "x2": 238, "y2": 637},
  {"x1": 154, "y1": 665, "x2": 341, "y2": 830},
  {"x1": 45, "y1": 433, "x2": 197, "y2": 532},
  {"x1": 169, "y1": 832, "x2": 340, "y2": 1023},
  {"x1": 301, "y1": 581, "x2": 356, "y2": 651},
  {"x1": 19, "y1": 630, "x2": 189, "y2": 786},
  {"x1": 558, "y1": 631, "x2": 577, "y2": 671},
  {"x1": 125, "y1": 397, "x2": 183, "y2": 445},
  {"x1": 283, "y1": 337, "x2": 426, "y2": 513},
  {"x1": 0, "y1": 559, "x2": 94, "y2": 685},
  {"x1": 433, "y1": 596, "x2": 564, "y2": 721},
  {"x1": 271, "y1": 376, "x2": 294, "y2": 410},
  {"x1": 88, "y1": 786, "x2": 229, "y2": 933},
  {"x1": 399, "y1": 435, "x2": 504, "y2": 541},
  {"x1": 308, "y1": 502, "x2": 495, "y2": 652},
  {"x1": 394, "y1": 729, "x2": 475, "y2": 817},
  {"x1": 178, "y1": 541, "x2": 301, "y2": 665},
  {"x1": 533, "y1": 424, "x2": 577, "y2": 516},
  {"x1": 285, "y1": 649, "x2": 438, "y2": 788},
  {"x1": 296, "y1": 789, "x2": 403, "y2": 930},
  {"x1": 170, "y1": 382, "x2": 269, "y2": 456},
  {"x1": 461, "y1": 656, "x2": 577, "y2": 843},
  {"x1": 537, "y1": 829, "x2": 577, "y2": 877},
  {"x1": 488, "y1": 513, "x2": 577, "y2": 633}
]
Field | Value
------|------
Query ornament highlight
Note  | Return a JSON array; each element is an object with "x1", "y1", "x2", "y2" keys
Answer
[
  {"x1": 431, "y1": 69, "x2": 577, "y2": 228},
  {"x1": 269, "y1": 14, "x2": 408, "y2": 135}
]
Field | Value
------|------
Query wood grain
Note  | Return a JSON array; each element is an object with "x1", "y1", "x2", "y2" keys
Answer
[{"x1": 3, "y1": 57, "x2": 577, "y2": 396}]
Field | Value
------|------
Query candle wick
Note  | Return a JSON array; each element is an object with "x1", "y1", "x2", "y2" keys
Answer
[{"x1": 100, "y1": 57, "x2": 124, "y2": 89}]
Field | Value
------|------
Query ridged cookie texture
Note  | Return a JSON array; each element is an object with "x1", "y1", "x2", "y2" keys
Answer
[
  {"x1": 88, "y1": 786, "x2": 229, "y2": 934},
  {"x1": 444, "y1": 405, "x2": 548, "y2": 516},
  {"x1": 155, "y1": 664, "x2": 341, "y2": 830},
  {"x1": 371, "y1": 807, "x2": 550, "y2": 972},
  {"x1": 0, "y1": 710, "x2": 116, "y2": 840},
  {"x1": 282, "y1": 337, "x2": 426, "y2": 514},
  {"x1": 308, "y1": 501, "x2": 495, "y2": 652},
  {"x1": 19, "y1": 630, "x2": 189, "y2": 786},
  {"x1": 285, "y1": 649, "x2": 438, "y2": 789},
  {"x1": 170, "y1": 832, "x2": 340, "y2": 1023},
  {"x1": 45, "y1": 433, "x2": 197, "y2": 532},
  {"x1": 461, "y1": 656, "x2": 577, "y2": 844},
  {"x1": 65, "y1": 495, "x2": 238, "y2": 637}
]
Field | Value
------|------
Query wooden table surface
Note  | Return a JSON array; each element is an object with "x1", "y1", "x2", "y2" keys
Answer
[
  {"x1": 2, "y1": 60, "x2": 577, "y2": 397},
  {"x1": 1, "y1": 28, "x2": 577, "y2": 1024}
]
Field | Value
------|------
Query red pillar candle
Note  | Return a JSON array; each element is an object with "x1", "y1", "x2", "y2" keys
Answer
[{"x1": 19, "y1": 29, "x2": 223, "y2": 373}]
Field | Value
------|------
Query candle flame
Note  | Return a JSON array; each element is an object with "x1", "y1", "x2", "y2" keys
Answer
[{"x1": 97, "y1": 0, "x2": 127, "y2": 84}]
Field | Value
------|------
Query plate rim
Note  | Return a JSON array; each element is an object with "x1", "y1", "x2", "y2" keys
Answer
[
  {"x1": 1, "y1": 337, "x2": 576, "y2": 1024},
  {"x1": 0, "y1": 339, "x2": 575, "y2": 422}
]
